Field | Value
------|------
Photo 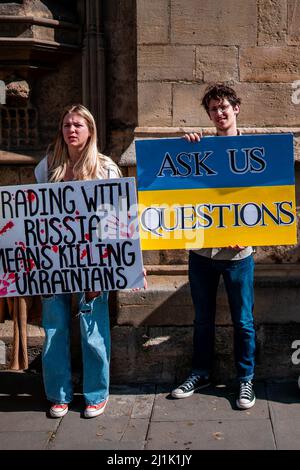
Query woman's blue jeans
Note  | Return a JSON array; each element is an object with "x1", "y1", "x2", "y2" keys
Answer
[
  {"x1": 42, "y1": 292, "x2": 110, "y2": 405},
  {"x1": 189, "y1": 251, "x2": 255, "y2": 382}
]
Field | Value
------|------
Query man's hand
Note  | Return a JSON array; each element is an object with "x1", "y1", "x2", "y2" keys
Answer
[
  {"x1": 183, "y1": 132, "x2": 202, "y2": 143},
  {"x1": 143, "y1": 267, "x2": 148, "y2": 289},
  {"x1": 227, "y1": 245, "x2": 246, "y2": 251}
]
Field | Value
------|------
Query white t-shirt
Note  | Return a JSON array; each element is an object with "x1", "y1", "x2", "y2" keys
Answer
[{"x1": 34, "y1": 156, "x2": 119, "y2": 183}]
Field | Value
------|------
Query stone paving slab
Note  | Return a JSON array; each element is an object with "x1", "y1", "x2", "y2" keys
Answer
[
  {"x1": 0, "y1": 371, "x2": 54, "y2": 434},
  {"x1": 266, "y1": 381, "x2": 300, "y2": 420},
  {"x1": 152, "y1": 383, "x2": 268, "y2": 422},
  {"x1": 131, "y1": 391, "x2": 156, "y2": 419},
  {"x1": 0, "y1": 431, "x2": 51, "y2": 450},
  {"x1": 105, "y1": 384, "x2": 155, "y2": 419},
  {"x1": 146, "y1": 419, "x2": 276, "y2": 450},
  {"x1": 1, "y1": 372, "x2": 300, "y2": 451},
  {"x1": 271, "y1": 417, "x2": 300, "y2": 450},
  {"x1": 49, "y1": 412, "x2": 148, "y2": 450},
  {"x1": 47, "y1": 387, "x2": 153, "y2": 450},
  {"x1": 265, "y1": 381, "x2": 300, "y2": 450},
  {"x1": 0, "y1": 405, "x2": 57, "y2": 432}
]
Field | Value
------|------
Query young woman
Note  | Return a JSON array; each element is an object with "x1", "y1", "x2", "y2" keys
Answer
[{"x1": 35, "y1": 104, "x2": 122, "y2": 418}]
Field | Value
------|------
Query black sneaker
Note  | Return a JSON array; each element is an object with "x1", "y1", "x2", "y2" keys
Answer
[
  {"x1": 171, "y1": 374, "x2": 211, "y2": 399},
  {"x1": 236, "y1": 380, "x2": 256, "y2": 409}
]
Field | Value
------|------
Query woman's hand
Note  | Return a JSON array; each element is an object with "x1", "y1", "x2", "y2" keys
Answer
[
  {"x1": 85, "y1": 291, "x2": 101, "y2": 302},
  {"x1": 142, "y1": 267, "x2": 147, "y2": 289},
  {"x1": 132, "y1": 267, "x2": 147, "y2": 291}
]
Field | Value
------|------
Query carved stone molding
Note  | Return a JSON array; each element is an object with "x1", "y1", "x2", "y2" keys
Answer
[
  {"x1": 79, "y1": 0, "x2": 106, "y2": 151},
  {"x1": 0, "y1": 2, "x2": 80, "y2": 73}
]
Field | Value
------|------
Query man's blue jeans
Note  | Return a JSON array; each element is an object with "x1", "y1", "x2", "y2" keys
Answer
[
  {"x1": 189, "y1": 251, "x2": 255, "y2": 382},
  {"x1": 42, "y1": 293, "x2": 110, "y2": 405}
]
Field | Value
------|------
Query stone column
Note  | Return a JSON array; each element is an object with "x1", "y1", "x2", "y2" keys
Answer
[{"x1": 80, "y1": 0, "x2": 106, "y2": 151}]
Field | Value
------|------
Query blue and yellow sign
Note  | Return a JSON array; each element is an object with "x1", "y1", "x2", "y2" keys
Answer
[{"x1": 135, "y1": 134, "x2": 296, "y2": 250}]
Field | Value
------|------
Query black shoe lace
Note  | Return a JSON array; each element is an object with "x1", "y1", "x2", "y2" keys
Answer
[
  {"x1": 239, "y1": 381, "x2": 253, "y2": 399},
  {"x1": 182, "y1": 374, "x2": 201, "y2": 390}
]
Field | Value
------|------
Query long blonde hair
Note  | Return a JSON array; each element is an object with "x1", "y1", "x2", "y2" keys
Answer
[{"x1": 47, "y1": 104, "x2": 121, "y2": 182}]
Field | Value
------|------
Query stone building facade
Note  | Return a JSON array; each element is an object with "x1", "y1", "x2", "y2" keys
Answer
[{"x1": 1, "y1": 0, "x2": 300, "y2": 383}]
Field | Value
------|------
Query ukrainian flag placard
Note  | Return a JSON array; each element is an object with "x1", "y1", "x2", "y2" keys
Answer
[{"x1": 135, "y1": 134, "x2": 297, "y2": 250}]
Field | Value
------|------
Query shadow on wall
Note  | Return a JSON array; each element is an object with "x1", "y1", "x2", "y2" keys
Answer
[{"x1": 111, "y1": 272, "x2": 300, "y2": 384}]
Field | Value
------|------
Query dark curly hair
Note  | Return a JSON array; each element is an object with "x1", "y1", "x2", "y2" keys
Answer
[{"x1": 202, "y1": 83, "x2": 241, "y2": 115}]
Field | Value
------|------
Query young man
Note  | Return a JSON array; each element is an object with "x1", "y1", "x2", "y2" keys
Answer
[{"x1": 171, "y1": 83, "x2": 256, "y2": 409}]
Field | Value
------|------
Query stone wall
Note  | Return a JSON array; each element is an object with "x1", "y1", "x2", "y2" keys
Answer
[
  {"x1": 136, "y1": 0, "x2": 300, "y2": 132},
  {"x1": 110, "y1": 0, "x2": 300, "y2": 383},
  {"x1": 1, "y1": 1, "x2": 300, "y2": 383}
]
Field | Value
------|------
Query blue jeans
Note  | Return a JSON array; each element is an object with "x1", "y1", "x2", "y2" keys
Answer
[
  {"x1": 42, "y1": 293, "x2": 110, "y2": 405},
  {"x1": 189, "y1": 251, "x2": 255, "y2": 382}
]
